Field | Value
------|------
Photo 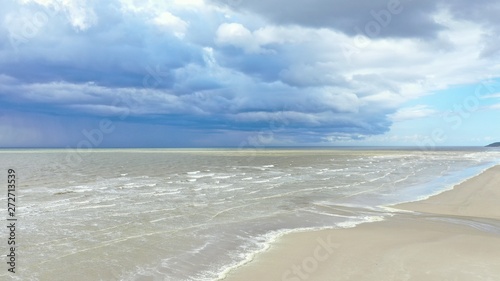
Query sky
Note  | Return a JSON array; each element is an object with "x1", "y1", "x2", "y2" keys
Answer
[{"x1": 1, "y1": 0, "x2": 500, "y2": 148}]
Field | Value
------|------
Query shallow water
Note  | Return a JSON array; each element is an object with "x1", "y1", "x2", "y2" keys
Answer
[{"x1": 0, "y1": 148, "x2": 498, "y2": 280}]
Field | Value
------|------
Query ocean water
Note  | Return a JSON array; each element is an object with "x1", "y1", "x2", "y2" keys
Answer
[{"x1": 0, "y1": 148, "x2": 499, "y2": 280}]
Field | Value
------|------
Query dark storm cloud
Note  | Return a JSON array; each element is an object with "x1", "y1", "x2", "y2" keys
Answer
[
  {"x1": 1, "y1": 27, "x2": 203, "y2": 89},
  {"x1": 212, "y1": 0, "x2": 443, "y2": 38}
]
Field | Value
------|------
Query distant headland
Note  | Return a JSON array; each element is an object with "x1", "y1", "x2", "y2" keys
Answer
[{"x1": 486, "y1": 142, "x2": 500, "y2": 147}]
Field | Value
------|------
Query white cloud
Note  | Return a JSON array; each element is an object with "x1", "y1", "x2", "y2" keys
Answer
[
  {"x1": 481, "y1": 93, "x2": 500, "y2": 99},
  {"x1": 215, "y1": 23, "x2": 311, "y2": 54},
  {"x1": 215, "y1": 23, "x2": 261, "y2": 53},
  {"x1": 389, "y1": 105, "x2": 438, "y2": 122},
  {"x1": 119, "y1": 0, "x2": 205, "y2": 13},
  {"x1": 320, "y1": 91, "x2": 360, "y2": 113},
  {"x1": 252, "y1": 25, "x2": 309, "y2": 45},
  {"x1": 487, "y1": 103, "x2": 500, "y2": 110},
  {"x1": 20, "y1": 0, "x2": 98, "y2": 31},
  {"x1": 152, "y1": 11, "x2": 188, "y2": 38}
]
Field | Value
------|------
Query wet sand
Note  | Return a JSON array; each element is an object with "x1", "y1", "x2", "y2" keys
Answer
[{"x1": 223, "y1": 165, "x2": 500, "y2": 281}]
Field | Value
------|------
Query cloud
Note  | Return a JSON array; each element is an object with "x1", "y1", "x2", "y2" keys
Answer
[
  {"x1": 19, "y1": 0, "x2": 98, "y2": 31},
  {"x1": 215, "y1": 23, "x2": 307, "y2": 54},
  {"x1": 486, "y1": 103, "x2": 500, "y2": 111},
  {"x1": 1, "y1": 0, "x2": 500, "y2": 147},
  {"x1": 481, "y1": 93, "x2": 500, "y2": 99},
  {"x1": 0, "y1": 4, "x2": 204, "y2": 88},
  {"x1": 215, "y1": 23, "x2": 261, "y2": 53},
  {"x1": 152, "y1": 11, "x2": 189, "y2": 38},
  {"x1": 211, "y1": 0, "x2": 444, "y2": 39},
  {"x1": 0, "y1": 75, "x2": 391, "y2": 138},
  {"x1": 389, "y1": 105, "x2": 438, "y2": 122},
  {"x1": 213, "y1": 0, "x2": 500, "y2": 41}
]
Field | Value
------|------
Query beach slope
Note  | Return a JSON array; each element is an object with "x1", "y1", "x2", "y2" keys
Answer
[{"x1": 223, "y1": 166, "x2": 500, "y2": 281}]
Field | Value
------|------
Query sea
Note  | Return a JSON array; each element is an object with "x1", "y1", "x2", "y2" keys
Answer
[{"x1": 0, "y1": 147, "x2": 499, "y2": 281}]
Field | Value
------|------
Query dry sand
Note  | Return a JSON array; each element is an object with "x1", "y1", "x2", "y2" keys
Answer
[{"x1": 223, "y1": 165, "x2": 500, "y2": 281}]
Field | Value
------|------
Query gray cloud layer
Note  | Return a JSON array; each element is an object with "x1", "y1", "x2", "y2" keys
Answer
[
  {"x1": 214, "y1": 0, "x2": 500, "y2": 43},
  {"x1": 213, "y1": 0, "x2": 443, "y2": 38}
]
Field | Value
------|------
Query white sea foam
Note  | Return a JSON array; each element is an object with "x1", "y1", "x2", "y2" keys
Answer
[
  {"x1": 252, "y1": 179, "x2": 270, "y2": 183},
  {"x1": 224, "y1": 187, "x2": 245, "y2": 192},
  {"x1": 213, "y1": 214, "x2": 387, "y2": 281},
  {"x1": 337, "y1": 215, "x2": 385, "y2": 228},
  {"x1": 213, "y1": 175, "x2": 233, "y2": 179},
  {"x1": 188, "y1": 173, "x2": 215, "y2": 179}
]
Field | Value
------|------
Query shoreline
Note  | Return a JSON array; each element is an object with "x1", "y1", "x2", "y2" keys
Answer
[{"x1": 222, "y1": 165, "x2": 500, "y2": 281}]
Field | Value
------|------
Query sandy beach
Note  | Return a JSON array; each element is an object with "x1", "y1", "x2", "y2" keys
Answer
[{"x1": 223, "y1": 165, "x2": 500, "y2": 281}]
